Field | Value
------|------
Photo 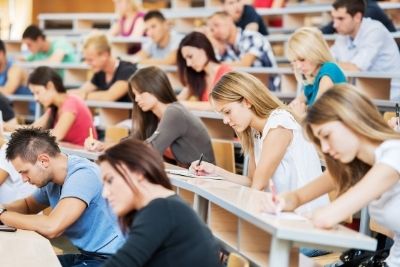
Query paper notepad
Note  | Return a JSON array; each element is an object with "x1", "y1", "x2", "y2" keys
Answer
[
  {"x1": 260, "y1": 212, "x2": 307, "y2": 221},
  {"x1": 166, "y1": 169, "x2": 223, "y2": 180}
]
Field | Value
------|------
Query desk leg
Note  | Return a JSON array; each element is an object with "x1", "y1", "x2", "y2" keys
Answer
[
  {"x1": 360, "y1": 207, "x2": 371, "y2": 236},
  {"x1": 269, "y1": 237, "x2": 291, "y2": 267},
  {"x1": 194, "y1": 194, "x2": 209, "y2": 223}
]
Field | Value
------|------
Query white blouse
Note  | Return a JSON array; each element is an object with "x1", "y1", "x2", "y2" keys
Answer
[
  {"x1": 369, "y1": 139, "x2": 400, "y2": 266},
  {"x1": 253, "y1": 109, "x2": 329, "y2": 213}
]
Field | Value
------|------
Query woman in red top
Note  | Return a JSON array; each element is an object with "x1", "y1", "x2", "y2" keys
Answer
[
  {"x1": 177, "y1": 32, "x2": 232, "y2": 111},
  {"x1": 10, "y1": 66, "x2": 96, "y2": 146}
]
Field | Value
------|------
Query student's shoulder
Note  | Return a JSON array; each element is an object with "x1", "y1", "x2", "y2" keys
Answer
[
  {"x1": 165, "y1": 102, "x2": 189, "y2": 117},
  {"x1": 67, "y1": 155, "x2": 100, "y2": 179}
]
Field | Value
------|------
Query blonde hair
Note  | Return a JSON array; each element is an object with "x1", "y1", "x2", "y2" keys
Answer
[
  {"x1": 304, "y1": 84, "x2": 400, "y2": 195},
  {"x1": 211, "y1": 71, "x2": 297, "y2": 155},
  {"x1": 286, "y1": 27, "x2": 335, "y2": 84},
  {"x1": 83, "y1": 31, "x2": 111, "y2": 54}
]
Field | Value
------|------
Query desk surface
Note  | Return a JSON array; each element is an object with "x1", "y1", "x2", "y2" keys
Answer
[{"x1": 0, "y1": 229, "x2": 61, "y2": 267}]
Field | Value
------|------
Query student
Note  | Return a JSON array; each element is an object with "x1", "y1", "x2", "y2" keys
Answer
[
  {"x1": 21, "y1": 25, "x2": 77, "y2": 63},
  {"x1": 207, "y1": 11, "x2": 276, "y2": 67},
  {"x1": 263, "y1": 84, "x2": 400, "y2": 266},
  {"x1": 329, "y1": 0, "x2": 400, "y2": 100},
  {"x1": 286, "y1": 27, "x2": 346, "y2": 116},
  {"x1": 99, "y1": 138, "x2": 222, "y2": 267},
  {"x1": 0, "y1": 136, "x2": 35, "y2": 204},
  {"x1": 191, "y1": 71, "x2": 328, "y2": 213},
  {"x1": 85, "y1": 66, "x2": 215, "y2": 168},
  {"x1": 133, "y1": 10, "x2": 183, "y2": 65},
  {"x1": 109, "y1": 0, "x2": 145, "y2": 39},
  {"x1": 6, "y1": 66, "x2": 96, "y2": 146},
  {"x1": 177, "y1": 31, "x2": 232, "y2": 110},
  {"x1": 221, "y1": 0, "x2": 268, "y2": 35},
  {"x1": 0, "y1": 128, "x2": 124, "y2": 266}
]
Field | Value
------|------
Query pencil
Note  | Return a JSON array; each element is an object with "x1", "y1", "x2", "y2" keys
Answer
[{"x1": 89, "y1": 127, "x2": 94, "y2": 145}]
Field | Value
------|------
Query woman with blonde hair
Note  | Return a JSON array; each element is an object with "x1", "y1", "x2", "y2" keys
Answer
[
  {"x1": 191, "y1": 71, "x2": 328, "y2": 213},
  {"x1": 287, "y1": 27, "x2": 346, "y2": 115},
  {"x1": 110, "y1": 0, "x2": 145, "y2": 38},
  {"x1": 263, "y1": 84, "x2": 400, "y2": 266}
]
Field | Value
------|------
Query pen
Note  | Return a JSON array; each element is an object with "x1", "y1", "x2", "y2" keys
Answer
[
  {"x1": 89, "y1": 127, "x2": 94, "y2": 146},
  {"x1": 145, "y1": 131, "x2": 160, "y2": 144},
  {"x1": 197, "y1": 153, "x2": 204, "y2": 167},
  {"x1": 396, "y1": 103, "x2": 399, "y2": 126},
  {"x1": 269, "y1": 179, "x2": 277, "y2": 203}
]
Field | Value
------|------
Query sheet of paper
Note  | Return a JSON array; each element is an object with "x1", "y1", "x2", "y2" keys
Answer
[
  {"x1": 166, "y1": 169, "x2": 223, "y2": 180},
  {"x1": 260, "y1": 212, "x2": 307, "y2": 221}
]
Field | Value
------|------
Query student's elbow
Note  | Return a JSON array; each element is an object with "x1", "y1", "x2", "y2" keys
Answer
[{"x1": 39, "y1": 223, "x2": 65, "y2": 239}]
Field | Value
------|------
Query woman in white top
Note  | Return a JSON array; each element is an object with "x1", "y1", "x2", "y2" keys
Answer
[
  {"x1": 0, "y1": 137, "x2": 35, "y2": 204},
  {"x1": 191, "y1": 71, "x2": 328, "y2": 212},
  {"x1": 263, "y1": 84, "x2": 400, "y2": 266}
]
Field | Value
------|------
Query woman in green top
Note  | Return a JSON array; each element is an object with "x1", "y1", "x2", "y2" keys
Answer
[{"x1": 286, "y1": 27, "x2": 346, "y2": 116}]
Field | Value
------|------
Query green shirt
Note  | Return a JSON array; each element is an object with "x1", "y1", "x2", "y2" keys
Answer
[{"x1": 27, "y1": 39, "x2": 77, "y2": 63}]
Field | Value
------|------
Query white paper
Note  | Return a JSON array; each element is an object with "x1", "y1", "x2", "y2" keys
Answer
[
  {"x1": 166, "y1": 169, "x2": 223, "y2": 180},
  {"x1": 260, "y1": 212, "x2": 307, "y2": 221}
]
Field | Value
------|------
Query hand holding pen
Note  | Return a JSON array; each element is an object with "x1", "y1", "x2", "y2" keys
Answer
[
  {"x1": 189, "y1": 154, "x2": 216, "y2": 176},
  {"x1": 84, "y1": 128, "x2": 104, "y2": 152}
]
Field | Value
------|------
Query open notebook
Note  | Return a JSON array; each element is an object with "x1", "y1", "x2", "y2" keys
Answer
[
  {"x1": 260, "y1": 212, "x2": 307, "y2": 221},
  {"x1": 165, "y1": 169, "x2": 223, "y2": 180}
]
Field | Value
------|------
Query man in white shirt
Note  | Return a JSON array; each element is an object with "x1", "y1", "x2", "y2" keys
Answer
[{"x1": 330, "y1": 0, "x2": 400, "y2": 100}]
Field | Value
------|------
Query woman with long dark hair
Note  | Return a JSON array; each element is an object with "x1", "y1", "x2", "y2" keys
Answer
[{"x1": 99, "y1": 138, "x2": 222, "y2": 267}]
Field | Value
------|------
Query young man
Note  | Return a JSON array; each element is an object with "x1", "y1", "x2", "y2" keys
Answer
[
  {"x1": 21, "y1": 25, "x2": 77, "y2": 63},
  {"x1": 330, "y1": 0, "x2": 400, "y2": 100},
  {"x1": 207, "y1": 11, "x2": 276, "y2": 67},
  {"x1": 221, "y1": 0, "x2": 268, "y2": 35},
  {"x1": 0, "y1": 128, "x2": 124, "y2": 266},
  {"x1": 134, "y1": 10, "x2": 183, "y2": 65}
]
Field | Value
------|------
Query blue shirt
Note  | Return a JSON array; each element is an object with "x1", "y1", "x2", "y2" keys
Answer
[
  {"x1": 304, "y1": 62, "x2": 346, "y2": 105},
  {"x1": 33, "y1": 155, "x2": 124, "y2": 254}
]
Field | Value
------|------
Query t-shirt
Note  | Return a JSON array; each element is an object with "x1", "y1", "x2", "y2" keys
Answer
[
  {"x1": 237, "y1": 5, "x2": 268, "y2": 35},
  {"x1": 91, "y1": 60, "x2": 137, "y2": 102},
  {"x1": 103, "y1": 195, "x2": 222, "y2": 267},
  {"x1": 330, "y1": 18, "x2": 400, "y2": 100},
  {"x1": 253, "y1": 109, "x2": 329, "y2": 213},
  {"x1": 369, "y1": 139, "x2": 400, "y2": 267},
  {"x1": 33, "y1": 155, "x2": 124, "y2": 254},
  {"x1": 53, "y1": 95, "x2": 96, "y2": 146},
  {"x1": 27, "y1": 39, "x2": 77, "y2": 63},
  {"x1": 143, "y1": 31, "x2": 184, "y2": 59},
  {"x1": 0, "y1": 144, "x2": 36, "y2": 204},
  {"x1": 0, "y1": 92, "x2": 15, "y2": 122},
  {"x1": 151, "y1": 102, "x2": 215, "y2": 166},
  {"x1": 201, "y1": 64, "x2": 232, "y2": 101},
  {"x1": 304, "y1": 62, "x2": 346, "y2": 106}
]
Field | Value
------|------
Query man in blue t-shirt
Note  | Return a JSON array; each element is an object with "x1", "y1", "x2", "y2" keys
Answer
[{"x1": 0, "y1": 128, "x2": 124, "y2": 267}]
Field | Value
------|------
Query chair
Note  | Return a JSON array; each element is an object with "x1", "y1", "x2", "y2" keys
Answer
[
  {"x1": 211, "y1": 139, "x2": 236, "y2": 173},
  {"x1": 104, "y1": 126, "x2": 129, "y2": 143},
  {"x1": 227, "y1": 252, "x2": 249, "y2": 267}
]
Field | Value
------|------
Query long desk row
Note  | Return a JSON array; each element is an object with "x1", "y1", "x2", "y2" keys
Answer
[{"x1": 37, "y1": 2, "x2": 400, "y2": 34}]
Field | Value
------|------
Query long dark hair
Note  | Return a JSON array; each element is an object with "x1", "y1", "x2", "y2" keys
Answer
[
  {"x1": 128, "y1": 66, "x2": 177, "y2": 140},
  {"x1": 177, "y1": 31, "x2": 219, "y2": 99},
  {"x1": 98, "y1": 138, "x2": 173, "y2": 232},
  {"x1": 28, "y1": 66, "x2": 66, "y2": 129}
]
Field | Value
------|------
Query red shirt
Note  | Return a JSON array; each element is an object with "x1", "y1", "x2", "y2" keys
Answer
[{"x1": 201, "y1": 64, "x2": 232, "y2": 101}]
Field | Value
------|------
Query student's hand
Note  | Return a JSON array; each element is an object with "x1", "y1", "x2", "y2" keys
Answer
[
  {"x1": 84, "y1": 137, "x2": 105, "y2": 152},
  {"x1": 388, "y1": 117, "x2": 400, "y2": 132},
  {"x1": 289, "y1": 98, "x2": 307, "y2": 117},
  {"x1": 189, "y1": 160, "x2": 216, "y2": 176},
  {"x1": 260, "y1": 193, "x2": 285, "y2": 215},
  {"x1": 311, "y1": 207, "x2": 337, "y2": 229}
]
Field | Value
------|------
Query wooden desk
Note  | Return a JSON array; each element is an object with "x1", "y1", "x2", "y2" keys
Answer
[
  {"x1": 166, "y1": 165, "x2": 377, "y2": 267},
  {"x1": 0, "y1": 230, "x2": 61, "y2": 267}
]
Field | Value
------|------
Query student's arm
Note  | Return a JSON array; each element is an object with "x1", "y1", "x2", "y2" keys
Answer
[
  {"x1": 130, "y1": 17, "x2": 145, "y2": 37},
  {"x1": 2, "y1": 195, "x2": 48, "y2": 214},
  {"x1": 312, "y1": 164, "x2": 399, "y2": 228},
  {"x1": 0, "y1": 197, "x2": 86, "y2": 238},
  {"x1": 31, "y1": 109, "x2": 52, "y2": 128},
  {"x1": 245, "y1": 22, "x2": 259, "y2": 33},
  {"x1": 140, "y1": 50, "x2": 178, "y2": 65},
  {"x1": 0, "y1": 66, "x2": 26, "y2": 95},
  {"x1": 46, "y1": 49, "x2": 66, "y2": 63},
  {"x1": 51, "y1": 111, "x2": 76, "y2": 141},
  {"x1": 315, "y1": 76, "x2": 334, "y2": 99},
  {"x1": 109, "y1": 22, "x2": 121, "y2": 37},
  {"x1": 177, "y1": 87, "x2": 191, "y2": 101},
  {"x1": 227, "y1": 53, "x2": 257, "y2": 67},
  {"x1": 0, "y1": 169, "x2": 8, "y2": 185},
  {"x1": 68, "y1": 81, "x2": 97, "y2": 99},
  {"x1": 87, "y1": 80, "x2": 129, "y2": 101},
  {"x1": 251, "y1": 127, "x2": 292, "y2": 190}
]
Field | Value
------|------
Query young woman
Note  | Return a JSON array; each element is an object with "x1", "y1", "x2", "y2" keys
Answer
[
  {"x1": 6, "y1": 66, "x2": 96, "y2": 146},
  {"x1": 99, "y1": 138, "x2": 222, "y2": 267},
  {"x1": 191, "y1": 71, "x2": 328, "y2": 213},
  {"x1": 286, "y1": 27, "x2": 346, "y2": 116},
  {"x1": 263, "y1": 84, "x2": 400, "y2": 266},
  {"x1": 85, "y1": 66, "x2": 215, "y2": 168},
  {"x1": 177, "y1": 31, "x2": 232, "y2": 111}
]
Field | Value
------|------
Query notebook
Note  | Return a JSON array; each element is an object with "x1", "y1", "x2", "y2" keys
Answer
[{"x1": 165, "y1": 169, "x2": 223, "y2": 180}]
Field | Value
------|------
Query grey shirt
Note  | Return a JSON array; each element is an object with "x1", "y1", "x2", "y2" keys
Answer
[
  {"x1": 143, "y1": 31, "x2": 184, "y2": 59},
  {"x1": 151, "y1": 102, "x2": 215, "y2": 166}
]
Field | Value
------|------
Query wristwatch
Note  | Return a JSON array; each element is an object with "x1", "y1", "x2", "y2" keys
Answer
[{"x1": 0, "y1": 208, "x2": 7, "y2": 216}]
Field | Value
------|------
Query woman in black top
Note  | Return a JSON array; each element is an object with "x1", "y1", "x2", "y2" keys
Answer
[{"x1": 99, "y1": 138, "x2": 222, "y2": 267}]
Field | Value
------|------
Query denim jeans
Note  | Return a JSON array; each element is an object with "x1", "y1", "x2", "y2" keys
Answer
[
  {"x1": 300, "y1": 247, "x2": 330, "y2": 257},
  {"x1": 58, "y1": 252, "x2": 109, "y2": 267}
]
